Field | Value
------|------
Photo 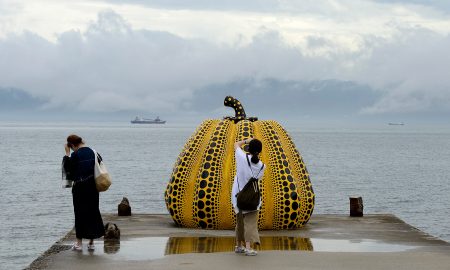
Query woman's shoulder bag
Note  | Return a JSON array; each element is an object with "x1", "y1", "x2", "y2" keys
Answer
[{"x1": 92, "y1": 149, "x2": 112, "y2": 192}]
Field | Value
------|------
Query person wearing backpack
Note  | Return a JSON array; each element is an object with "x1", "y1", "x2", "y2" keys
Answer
[{"x1": 231, "y1": 138, "x2": 265, "y2": 256}]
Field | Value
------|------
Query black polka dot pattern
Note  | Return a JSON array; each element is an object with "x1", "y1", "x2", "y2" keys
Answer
[
  {"x1": 192, "y1": 120, "x2": 231, "y2": 229},
  {"x1": 257, "y1": 121, "x2": 303, "y2": 229},
  {"x1": 164, "y1": 120, "x2": 215, "y2": 227},
  {"x1": 272, "y1": 122, "x2": 315, "y2": 225}
]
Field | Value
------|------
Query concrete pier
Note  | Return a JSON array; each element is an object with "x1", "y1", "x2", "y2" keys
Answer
[{"x1": 27, "y1": 214, "x2": 450, "y2": 270}]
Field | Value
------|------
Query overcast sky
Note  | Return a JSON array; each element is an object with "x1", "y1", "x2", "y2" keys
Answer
[{"x1": 1, "y1": 0, "x2": 450, "y2": 123}]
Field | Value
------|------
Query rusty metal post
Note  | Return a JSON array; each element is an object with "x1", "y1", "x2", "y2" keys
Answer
[{"x1": 349, "y1": 197, "x2": 363, "y2": 217}]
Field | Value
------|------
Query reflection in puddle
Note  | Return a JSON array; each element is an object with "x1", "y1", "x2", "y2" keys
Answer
[
  {"x1": 104, "y1": 240, "x2": 120, "y2": 254},
  {"x1": 166, "y1": 236, "x2": 313, "y2": 254},
  {"x1": 104, "y1": 237, "x2": 169, "y2": 261},
  {"x1": 96, "y1": 236, "x2": 416, "y2": 261}
]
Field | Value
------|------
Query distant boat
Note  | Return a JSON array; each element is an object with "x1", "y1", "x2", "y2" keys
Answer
[
  {"x1": 388, "y1": 122, "x2": 404, "y2": 126},
  {"x1": 131, "y1": 116, "x2": 166, "y2": 124}
]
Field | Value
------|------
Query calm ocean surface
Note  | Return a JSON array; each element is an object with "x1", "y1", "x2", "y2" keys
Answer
[{"x1": 1, "y1": 122, "x2": 449, "y2": 269}]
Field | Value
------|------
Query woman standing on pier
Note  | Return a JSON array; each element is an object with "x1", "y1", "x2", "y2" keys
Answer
[
  {"x1": 232, "y1": 138, "x2": 265, "y2": 256},
  {"x1": 63, "y1": 134, "x2": 104, "y2": 251}
]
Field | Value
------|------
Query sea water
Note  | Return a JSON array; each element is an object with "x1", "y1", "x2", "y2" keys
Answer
[{"x1": 0, "y1": 122, "x2": 449, "y2": 270}]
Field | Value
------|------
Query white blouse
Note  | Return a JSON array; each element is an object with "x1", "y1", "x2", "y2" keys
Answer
[{"x1": 231, "y1": 147, "x2": 265, "y2": 213}]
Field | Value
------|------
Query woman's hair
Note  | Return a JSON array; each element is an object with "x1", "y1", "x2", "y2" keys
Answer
[
  {"x1": 248, "y1": 139, "x2": 262, "y2": 164},
  {"x1": 67, "y1": 134, "x2": 83, "y2": 148}
]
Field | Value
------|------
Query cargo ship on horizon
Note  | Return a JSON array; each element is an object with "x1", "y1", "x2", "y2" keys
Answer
[{"x1": 131, "y1": 116, "x2": 166, "y2": 124}]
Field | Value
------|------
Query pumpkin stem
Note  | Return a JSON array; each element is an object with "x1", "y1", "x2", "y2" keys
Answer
[
  {"x1": 223, "y1": 96, "x2": 258, "y2": 123},
  {"x1": 224, "y1": 96, "x2": 246, "y2": 119}
]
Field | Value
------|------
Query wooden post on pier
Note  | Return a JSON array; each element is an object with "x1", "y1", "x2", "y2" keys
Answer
[{"x1": 349, "y1": 196, "x2": 363, "y2": 217}]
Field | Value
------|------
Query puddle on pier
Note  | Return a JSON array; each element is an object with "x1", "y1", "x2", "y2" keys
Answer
[{"x1": 77, "y1": 236, "x2": 417, "y2": 261}]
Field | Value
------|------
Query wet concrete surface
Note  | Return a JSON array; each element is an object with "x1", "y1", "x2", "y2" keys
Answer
[
  {"x1": 59, "y1": 236, "x2": 419, "y2": 262},
  {"x1": 28, "y1": 214, "x2": 450, "y2": 270}
]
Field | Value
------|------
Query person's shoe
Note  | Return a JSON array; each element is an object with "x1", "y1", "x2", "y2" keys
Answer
[
  {"x1": 245, "y1": 248, "x2": 257, "y2": 256},
  {"x1": 71, "y1": 243, "x2": 82, "y2": 251},
  {"x1": 87, "y1": 243, "x2": 95, "y2": 251},
  {"x1": 235, "y1": 246, "x2": 246, "y2": 254}
]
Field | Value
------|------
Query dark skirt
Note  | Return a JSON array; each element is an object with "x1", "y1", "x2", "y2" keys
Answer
[{"x1": 72, "y1": 177, "x2": 105, "y2": 239}]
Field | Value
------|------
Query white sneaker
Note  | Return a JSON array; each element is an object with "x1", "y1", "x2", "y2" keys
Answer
[
  {"x1": 71, "y1": 243, "x2": 82, "y2": 251},
  {"x1": 235, "y1": 246, "x2": 246, "y2": 254},
  {"x1": 245, "y1": 248, "x2": 257, "y2": 256}
]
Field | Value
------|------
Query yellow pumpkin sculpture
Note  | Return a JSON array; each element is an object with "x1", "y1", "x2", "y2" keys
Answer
[{"x1": 165, "y1": 96, "x2": 315, "y2": 230}]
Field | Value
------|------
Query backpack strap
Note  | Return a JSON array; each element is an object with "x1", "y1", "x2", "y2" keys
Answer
[
  {"x1": 256, "y1": 163, "x2": 265, "y2": 177},
  {"x1": 246, "y1": 154, "x2": 265, "y2": 179},
  {"x1": 246, "y1": 154, "x2": 251, "y2": 167}
]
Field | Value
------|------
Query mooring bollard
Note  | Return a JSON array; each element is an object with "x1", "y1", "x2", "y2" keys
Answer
[
  {"x1": 118, "y1": 197, "x2": 132, "y2": 216},
  {"x1": 349, "y1": 196, "x2": 363, "y2": 217}
]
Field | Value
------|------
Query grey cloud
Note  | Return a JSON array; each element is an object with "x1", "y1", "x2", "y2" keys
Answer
[
  {"x1": 1, "y1": 10, "x2": 450, "y2": 120},
  {"x1": 354, "y1": 28, "x2": 450, "y2": 114},
  {"x1": 100, "y1": 0, "x2": 450, "y2": 14},
  {"x1": 85, "y1": 8, "x2": 132, "y2": 35},
  {"x1": 306, "y1": 36, "x2": 332, "y2": 49},
  {"x1": 1, "y1": 10, "x2": 200, "y2": 112},
  {"x1": 100, "y1": 0, "x2": 279, "y2": 12},
  {"x1": 189, "y1": 79, "x2": 380, "y2": 119},
  {"x1": 372, "y1": 0, "x2": 450, "y2": 12}
]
